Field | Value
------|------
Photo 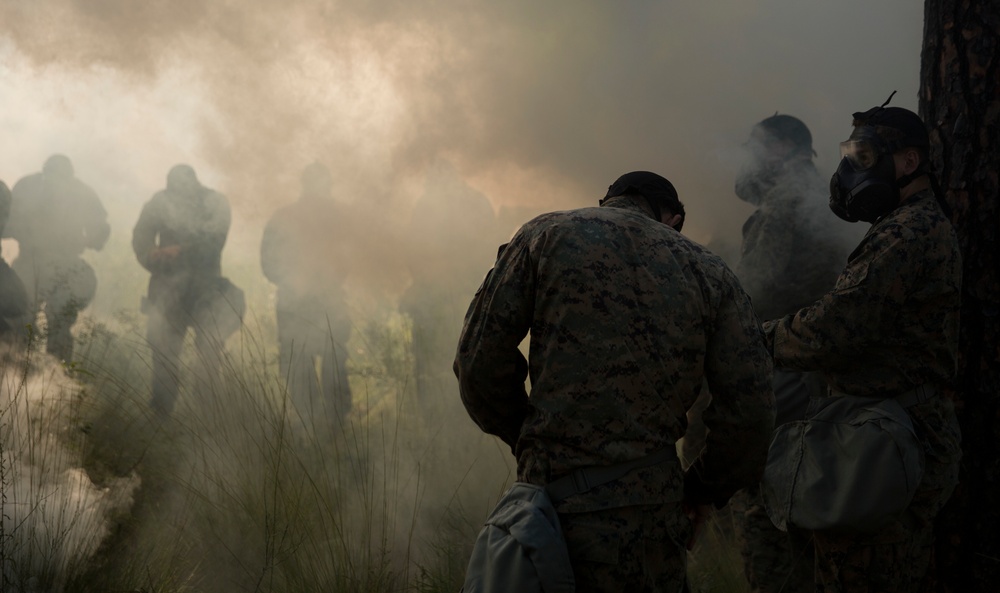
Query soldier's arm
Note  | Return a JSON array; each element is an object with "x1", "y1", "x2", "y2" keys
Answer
[
  {"x1": 260, "y1": 214, "x2": 288, "y2": 285},
  {"x1": 132, "y1": 200, "x2": 160, "y2": 272},
  {"x1": 82, "y1": 186, "x2": 110, "y2": 251},
  {"x1": 454, "y1": 238, "x2": 533, "y2": 453},
  {"x1": 0, "y1": 181, "x2": 10, "y2": 239},
  {"x1": 5, "y1": 178, "x2": 33, "y2": 243},
  {"x1": 203, "y1": 193, "x2": 231, "y2": 257},
  {"x1": 688, "y1": 272, "x2": 775, "y2": 507},
  {"x1": 763, "y1": 225, "x2": 911, "y2": 369}
]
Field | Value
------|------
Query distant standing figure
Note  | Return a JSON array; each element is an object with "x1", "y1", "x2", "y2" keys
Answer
[
  {"x1": 731, "y1": 114, "x2": 850, "y2": 593},
  {"x1": 261, "y1": 163, "x2": 353, "y2": 423},
  {"x1": 133, "y1": 164, "x2": 244, "y2": 415},
  {"x1": 400, "y1": 160, "x2": 499, "y2": 417},
  {"x1": 0, "y1": 180, "x2": 28, "y2": 343},
  {"x1": 4, "y1": 155, "x2": 110, "y2": 361}
]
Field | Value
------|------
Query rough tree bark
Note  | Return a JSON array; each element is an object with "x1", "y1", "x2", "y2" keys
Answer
[{"x1": 919, "y1": 2, "x2": 999, "y2": 591}]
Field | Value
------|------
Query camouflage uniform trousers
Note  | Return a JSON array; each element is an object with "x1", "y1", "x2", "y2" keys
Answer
[
  {"x1": 13, "y1": 255, "x2": 96, "y2": 362},
  {"x1": 812, "y1": 396, "x2": 962, "y2": 593},
  {"x1": 731, "y1": 484, "x2": 814, "y2": 593},
  {"x1": 558, "y1": 503, "x2": 692, "y2": 593},
  {"x1": 730, "y1": 369, "x2": 822, "y2": 593}
]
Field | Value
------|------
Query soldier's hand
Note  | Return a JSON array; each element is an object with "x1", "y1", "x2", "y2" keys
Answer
[{"x1": 148, "y1": 244, "x2": 182, "y2": 264}]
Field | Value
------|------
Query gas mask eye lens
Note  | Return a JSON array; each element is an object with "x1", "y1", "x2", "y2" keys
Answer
[{"x1": 840, "y1": 140, "x2": 878, "y2": 170}]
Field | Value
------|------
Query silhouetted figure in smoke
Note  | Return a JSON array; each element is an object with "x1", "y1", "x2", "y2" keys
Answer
[
  {"x1": 133, "y1": 164, "x2": 244, "y2": 416},
  {"x1": 3, "y1": 155, "x2": 109, "y2": 361},
  {"x1": 399, "y1": 160, "x2": 498, "y2": 418},
  {"x1": 261, "y1": 163, "x2": 353, "y2": 423},
  {"x1": 0, "y1": 180, "x2": 28, "y2": 343},
  {"x1": 730, "y1": 114, "x2": 850, "y2": 593}
]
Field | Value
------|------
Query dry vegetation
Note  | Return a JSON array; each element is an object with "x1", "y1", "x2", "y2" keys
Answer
[{"x1": 0, "y1": 310, "x2": 748, "y2": 592}]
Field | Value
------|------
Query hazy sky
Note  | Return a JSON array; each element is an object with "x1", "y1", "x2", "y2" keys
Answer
[{"x1": 0, "y1": 0, "x2": 924, "y2": 314}]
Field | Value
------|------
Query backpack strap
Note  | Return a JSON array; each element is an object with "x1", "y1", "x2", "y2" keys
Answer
[{"x1": 545, "y1": 448, "x2": 674, "y2": 503}]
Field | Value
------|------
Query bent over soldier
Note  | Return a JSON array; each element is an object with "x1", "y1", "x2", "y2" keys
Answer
[
  {"x1": 455, "y1": 171, "x2": 775, "y2": 593},
  {"x1": 261, "y1": 163, "x2": 353, "y2": 423},
  {"x1": 4, "y1": 155, "x2": 109, "y2": 361},
  {"x1": 133, "y1": 164, "x2": 243, "y2": 415}
]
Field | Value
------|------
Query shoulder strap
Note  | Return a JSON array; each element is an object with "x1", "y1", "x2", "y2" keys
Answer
[{"x1": 545, "y1": 448, "x2": 674, "y2": 503}]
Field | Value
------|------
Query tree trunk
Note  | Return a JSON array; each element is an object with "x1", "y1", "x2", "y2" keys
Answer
[{"x1": 920, "y1": 2, "x2": 1000, "y2": 591}]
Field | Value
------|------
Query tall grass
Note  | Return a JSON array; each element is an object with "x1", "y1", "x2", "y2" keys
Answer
[{"x1": 0, "y1": 308, "x2": 753, "y2": 592}]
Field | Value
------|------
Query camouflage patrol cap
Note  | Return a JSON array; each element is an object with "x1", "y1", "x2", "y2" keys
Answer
[
  {"x1": 604, "y1": 171, "x2": 685, "y2": 230},
  {"x1": 757, "y1": 114, "x2": 814, "y2": 155}
]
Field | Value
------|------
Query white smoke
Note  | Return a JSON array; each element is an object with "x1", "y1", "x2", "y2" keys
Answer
[{"x1": 0, "y1": 348, "x2": 140, "y2": 590}]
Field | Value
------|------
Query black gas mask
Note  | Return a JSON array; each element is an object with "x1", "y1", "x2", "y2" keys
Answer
[{"x1": 829, "y1": 126, "x2": 904, "y2": 223}]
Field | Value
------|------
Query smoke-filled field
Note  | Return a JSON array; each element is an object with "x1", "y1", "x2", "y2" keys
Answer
[{"x1": 0, "y1": 1, "x2": 925, "y2": 591}]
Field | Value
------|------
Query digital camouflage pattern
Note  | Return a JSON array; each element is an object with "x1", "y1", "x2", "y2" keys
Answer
[
  {"x1": 763, "y1": 188, "x2": 963, "y2": 592},
  {"x1": 455, "y1": 194, "x2": 775, "y2": 586},
  {"x1": 729, "y1": 484, "x2": 814, "y2": 593},
  {"x1": 764, "y1": 189, "x2": 961, "y2": 396},
  {"x1": 560, "y1": 503, "x2": 691, "y2": 593}
]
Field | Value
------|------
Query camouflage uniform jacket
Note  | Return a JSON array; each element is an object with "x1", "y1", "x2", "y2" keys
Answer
[
  {"x1": 132, "y1": 187, "x2": 230, "y2": 311},
  {"x1": 455, "y1": 198, "x2": 775, "y2": 513},
  {"x1": 763, "y1": 189, "x2": 962, "y2": 396},
  {"x1": 260, "y1": 198, "x2": 351, "y2": 310},
  {"x1": 736, "y1": 162, "x2": 849, "y2": 320},
  {"x1": 5, "y1": 171, "x2": 110, "y2": 260}
]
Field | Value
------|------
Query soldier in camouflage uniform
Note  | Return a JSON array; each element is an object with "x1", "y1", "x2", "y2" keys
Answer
[
  {"x1": 455, "y1": 171, "x2": 775, "y2": 593},
  {"x1": 261, "y1": 162, "x2": 354, "y2": 424},
  {"x1": 763, "y1": 104, "x2": 962, "y2": 592},
  {"x1": 731, "y1": 115, "x2": 851, "y2": 593},
  {"x1": 4, "y1": 155, "x2": 110, "y2": 361},
  {"x1": 133, "y1": 164, "x2": 243, "y2": 415}
]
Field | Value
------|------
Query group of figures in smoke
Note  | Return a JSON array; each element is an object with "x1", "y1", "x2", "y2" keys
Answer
[
  {"x1": 0, "y1": 158, "x2": 245, "y2": 417},
  {"x1": 0, "y1": 156, "x2": 519, "y2": 425}
]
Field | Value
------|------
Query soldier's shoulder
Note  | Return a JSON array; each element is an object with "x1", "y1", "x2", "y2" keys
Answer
[
  {"x1": 677, "y1": 236, "x2": 746, "y2": 294},
  {"x1": 11, "y1": 172, "x2": 43, "y2": 196},
  {"x1": 879, "y1": 193, "x2": 954, "y2": 245},
  {"x1": 71, "y1": 178, "x2": 101, "y2": 201},
  {"x1": 144, "y1": 190, "x2": 171, "y2": 208},
  {"x1": 202, "y1": 189, "x2": 231, "y2": 213}
]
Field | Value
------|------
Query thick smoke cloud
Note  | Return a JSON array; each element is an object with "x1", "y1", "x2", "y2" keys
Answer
[
  {"x1": 0, "y1": 0, "x2": 926, "y2": 411},
  {"x1": 1, "y1": 1, "x2": 923, "y2": 227}
]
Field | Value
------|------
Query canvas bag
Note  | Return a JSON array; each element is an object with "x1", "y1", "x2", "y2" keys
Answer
[
  {"x1": 462, "y1": 448, "x2": 674, "y2": 593},
  {"x1": 761, "y1": 392, "x2": 926, "y2": 533},
  {"x1": 461, "y1": 483, "x2": 574, "y2": 593}
]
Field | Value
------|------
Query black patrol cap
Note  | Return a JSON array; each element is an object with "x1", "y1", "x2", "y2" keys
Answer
[{"x1": 603, "y1": 171, "x2": 685, "y2": 230}]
